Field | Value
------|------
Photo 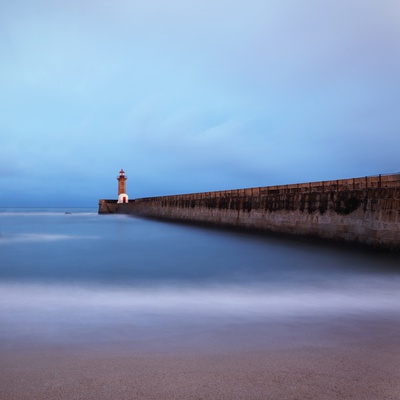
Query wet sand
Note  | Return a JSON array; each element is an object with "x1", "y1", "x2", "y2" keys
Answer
[{"x1": 1, "y1": 316, "x2": 400, "y2": 400}]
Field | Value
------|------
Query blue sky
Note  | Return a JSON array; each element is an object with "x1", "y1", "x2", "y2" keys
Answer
[{"x1": 1, "y1": 0, "x2": 399, "y2": 206}]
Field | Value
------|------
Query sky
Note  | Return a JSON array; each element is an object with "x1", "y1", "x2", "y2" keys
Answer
[{"x1": 1, "y1": 0, "x2": 399, "y2": 206}]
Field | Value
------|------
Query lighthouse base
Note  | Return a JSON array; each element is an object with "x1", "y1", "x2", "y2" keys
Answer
[{"x1": 118, "y1": 193, "x2": 129, "y2": 203}]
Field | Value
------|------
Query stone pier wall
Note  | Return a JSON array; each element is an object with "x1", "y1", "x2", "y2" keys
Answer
[{"x1": 99, "y1": 174, "x2": 400, "y2": 251}]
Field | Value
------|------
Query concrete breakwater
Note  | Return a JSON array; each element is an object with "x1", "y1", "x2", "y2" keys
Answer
[{"x1": 99, "y1": 174, "x2": 400, "y2": 251}]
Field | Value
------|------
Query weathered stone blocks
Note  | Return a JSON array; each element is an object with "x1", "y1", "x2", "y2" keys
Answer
[{"x1": 99, "y1": 174, "x2": 400, "y2": 251}]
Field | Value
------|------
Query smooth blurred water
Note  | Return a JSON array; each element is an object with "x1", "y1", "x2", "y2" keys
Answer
[{"x1": 1, "y1": 208, "x2": 399, "y2": 350}]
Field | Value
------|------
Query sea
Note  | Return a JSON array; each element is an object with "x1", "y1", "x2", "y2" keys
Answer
[{"x1": 1, "y1": 208, "x2": 400, "y2": 353}]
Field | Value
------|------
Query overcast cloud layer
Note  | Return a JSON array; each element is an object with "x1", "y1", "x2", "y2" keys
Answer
[{"x1": 1, "y1": 0, "x2": 399, "y2": 206}]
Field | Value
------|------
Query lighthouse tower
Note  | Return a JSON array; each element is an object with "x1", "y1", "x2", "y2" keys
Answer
[{"x1": 117, "y1": 169, "x2": 129, "y2": 203}]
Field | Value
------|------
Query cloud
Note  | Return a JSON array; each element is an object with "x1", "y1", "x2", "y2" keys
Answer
[{"x1": 0, "y1": 0, "x2": 399, "y2": 204}]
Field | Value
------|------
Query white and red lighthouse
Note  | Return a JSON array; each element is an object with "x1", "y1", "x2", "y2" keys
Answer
[{"x1": 117, "y1": 169, "x2": 129, "y2": 203}]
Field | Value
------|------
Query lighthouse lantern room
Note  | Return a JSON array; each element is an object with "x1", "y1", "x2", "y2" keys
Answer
[{"x1": 117, "y1": 169, "x2": 129, "y2": 203}]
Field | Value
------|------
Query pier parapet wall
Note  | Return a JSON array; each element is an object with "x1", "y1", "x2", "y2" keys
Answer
[{"x1": 99, "y1": 174, "x2": 400, "y2": 251}]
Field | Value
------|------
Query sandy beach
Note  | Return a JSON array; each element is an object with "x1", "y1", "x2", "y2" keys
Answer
[{"x1": 1, "y1": 316, "x2": 400, "y2": 400}]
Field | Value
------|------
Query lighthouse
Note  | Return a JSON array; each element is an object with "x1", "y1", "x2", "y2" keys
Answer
[{"x1": 117, "y1": 169, "x2": 129, "y2": 203}]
